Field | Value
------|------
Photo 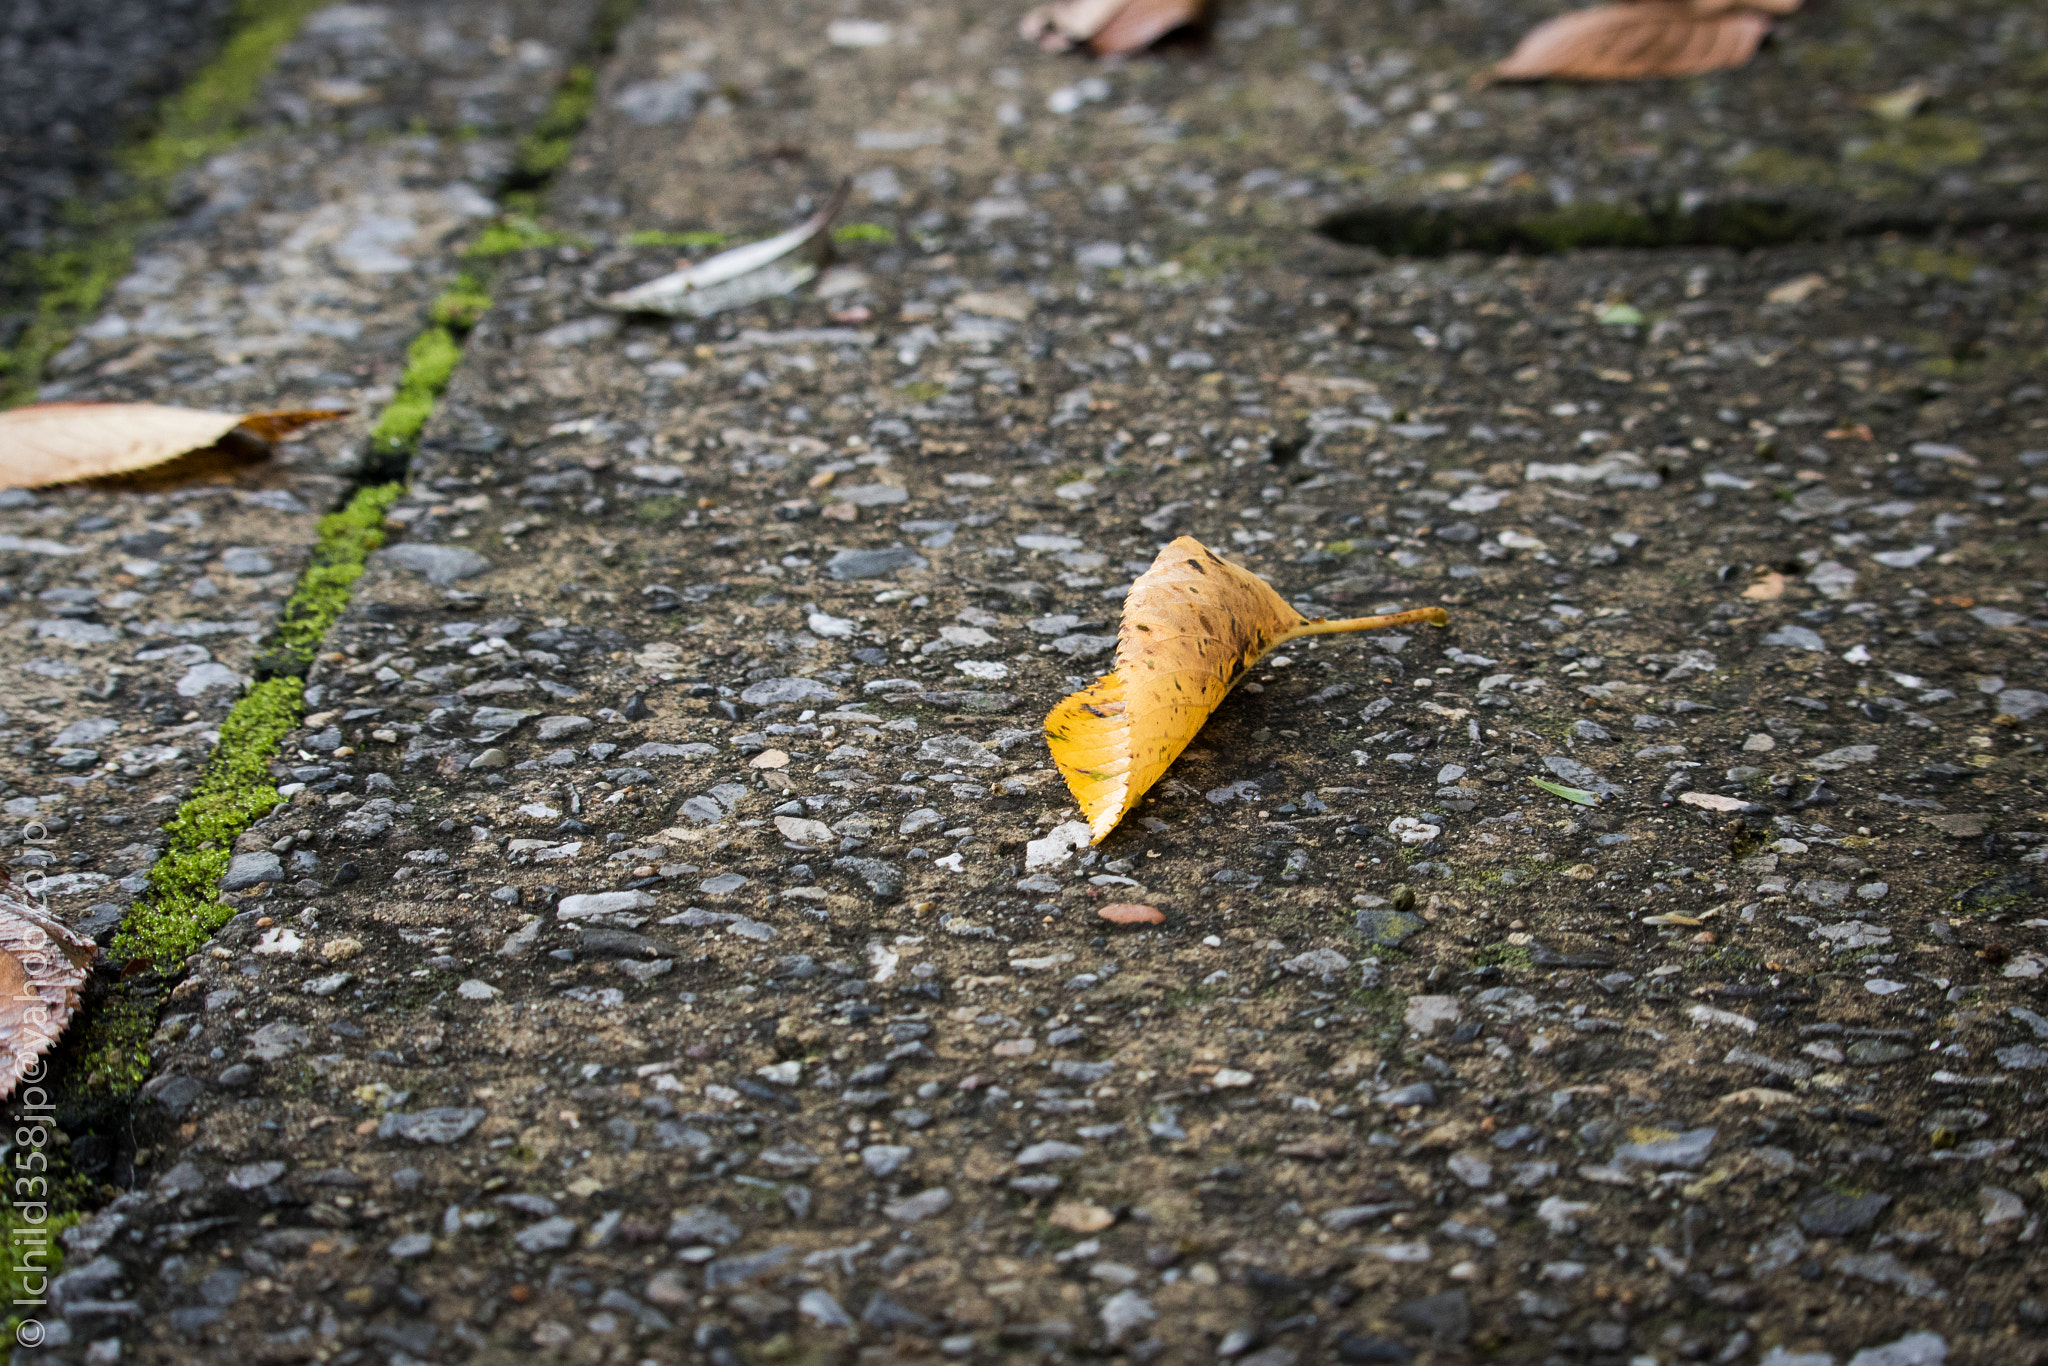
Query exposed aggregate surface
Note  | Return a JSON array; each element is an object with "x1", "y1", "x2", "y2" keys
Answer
[{"x1": 6, "y1": 1, "x2": 2048, "y2": 1365}]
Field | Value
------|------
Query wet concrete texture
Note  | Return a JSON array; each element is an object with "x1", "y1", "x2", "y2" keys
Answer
[{"x1": 5, "y1": 0, "x2": 2048, "y2": 1364}]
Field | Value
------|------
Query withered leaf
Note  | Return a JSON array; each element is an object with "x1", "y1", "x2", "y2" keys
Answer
[
  {"x1": 1021, "y1": 0, "x2": 1209, "y2": 56},
  {"x1": 1046, "y1": 536, "x2": 1447, "y2": 842},
  {"x1": 600, "y1": 181, "x2": 849, "y2": 319},
  {"x1": 0, "y1": 403, "x2": 345, "y2": 489},
  {"x1": 1483, "y1": 0, "x2": 1797, "y2": 85},
  {"x1": 0, "y1": 874, "x2": 96, "y2": 1103}
]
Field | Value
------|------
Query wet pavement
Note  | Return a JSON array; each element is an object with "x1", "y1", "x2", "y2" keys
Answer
[{"x1": 5, "y1": 1, "x2": 2048, "y2": 1364}]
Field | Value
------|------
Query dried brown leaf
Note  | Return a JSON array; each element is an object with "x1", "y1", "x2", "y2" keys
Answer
[
  {"x1": 1020, "y1": 0, "x2": 1127, "y2": 50},
  {"x1": 1088, "y1": 0, "x2": 1207, "y2": 55},
  {"x1": 1020, "y1": 0, "x2": 1207, "y2": 54},
  {"x1": 0, "y1": 403, "x2": 346, "y2": 489},
  {"x1": 0, "y1": 873, "x2": 96, "y2": 1102},
  {"x1": 1485, "y1": 1, "x2": 1781, "y2": 84}
]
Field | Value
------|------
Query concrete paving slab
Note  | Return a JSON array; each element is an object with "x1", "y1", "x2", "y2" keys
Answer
[{"x1": 11, "y1": 1, "x2": 2048, "y2": 1364}]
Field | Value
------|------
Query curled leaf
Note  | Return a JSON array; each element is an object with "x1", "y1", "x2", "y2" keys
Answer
[
  {"x1": 1483, "y1": 0, "x2": 1787, "y2": 85},
  {"x1": 0, "y1": 404, "x2": 346, "y2": 489},
  {"x1": 600, "y1": 181, "x2": 849, "y2": 319},
  {"x1": 1021, "y1": 0, "x2": 1209, "y2": 54},
  {"x1": 1529, "y1": 776, "x2": 1600, "y2": 806},
  {"x1": 1047, "y1": 536, "x2": 1448, "y2": 842},
  {"x1": 0, "y1": 873, "x2": 97, "y2": 1102}
]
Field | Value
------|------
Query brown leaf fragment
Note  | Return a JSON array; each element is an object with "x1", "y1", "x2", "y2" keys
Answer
[
  {"x1": 1088, "y1": 0, "x2": 1207, "y2": 54},
  {"x1": 0, "y1": 874, "x2": 96, "y2": 1103},
  {"x1": 1483, "y1": 0, "x2": 1783, "y2": 85},
  {"x1": 0, "y1": 403, "x2": 346, "y2": 489},
  {"x1": 1020, "y1": 0, "x2": 1208, "y2": 55}
]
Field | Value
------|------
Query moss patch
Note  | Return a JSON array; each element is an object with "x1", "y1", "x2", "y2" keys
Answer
[
  {"x1": 2, "y1": 1133, "x2": 87, "y2": 1350},
  {"x1": 465, "y1": 216, "x2": 573, "y2": 259},
  {"x1": 833, "y1": 223, "x2": 896, "y2": 245},
  {"x1": 0, "y1": 0, "x2": 324, "y2": 407},
  {"x1": 634, "y1": 495, "x2": 690, "y2": 524},
  {"x1": 1472, "y1": 942, "x2": 1535, "y2": 971},
  {"x1": 1850, "y1": 116, "x2": 1985, "y2": 174},
  {"x1": 113, "y1": 675, "x2": 304, "y2": 971},
  {"x1": 366, "y1": 325, "x2": 461, "y2": 463},
  {"x1": 501, "y1": 0, "x2": 640, "y2": 201},
  {"x1": 126, "y1": 0, "x2": 327, "y2": 184},
  {"x1": 64, "y1": 990, "x2": 162, "y2": 1103},
  {"x1": 273, "y1": 482, "x2": 403, "y2": 671},
  {"x1": 429, "y1": 272, "x2": 495, "y2": 329},
  {"x1": 511, "y1": 65, "x2": 596, "y2": 188}
]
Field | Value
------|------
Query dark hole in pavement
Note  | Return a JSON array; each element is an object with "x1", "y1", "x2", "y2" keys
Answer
[{"x1": 1319, "y1": 194, "x2": 2048, "y2": 257}]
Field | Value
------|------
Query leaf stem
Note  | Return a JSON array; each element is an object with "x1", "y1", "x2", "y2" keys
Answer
[{"x1": 1281, "y1": 605, "x2": 1450, "y2": 641}]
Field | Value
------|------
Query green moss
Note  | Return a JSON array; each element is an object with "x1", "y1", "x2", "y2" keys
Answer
[
  {"x1": 273, "y1": 483, "x2": 403, "y2": 669},
  {"x1": 113, "y1": 675, "x2": 304, "y2": 970},
  {"x1": 1850, "y1": 116, "x2": 1985, "y2": 174},
  {"x1": 1729, "y1": 147, "x2": 1840, "y2": 190},
  {"x1": 898, "y1": 381, "x2": 946, "y2": 402},
  {"x1": 466, "y1": 216, "x2": 571, "y2": 259},
  {"x1": 67, "y1": 992, "x2": 161, "y2": 1100},
  {"x1": 1472, "y1": 942, "x2": 1534, "y2": 971},
  {"x1": 430, "y1": 272, "x2": 494, "y2": 329},
  {"x1": 125, "y1": 0, "x2": 327, "y2": 185},
  {"x1": 512, "y1": 65, "x2": 596, "y2": 184},
  {"x1": 368, "y1": 326, "x2": 460, "y2": 455},
  {"x1": 626, "y1": 229, "x2": 729, "y2": 248},
  {"x1": 0, "y1": 0, "x2": 323, "y2": 406},
  {"x1": 635, "y1": 495, "x2": 689, "y2": 524},
  {"x1": 2, "y1": 1134, "x2": 86, "y2": 1350},
  {"x1": 832, "y1": 223, "x2": 896, "y2": 245}
]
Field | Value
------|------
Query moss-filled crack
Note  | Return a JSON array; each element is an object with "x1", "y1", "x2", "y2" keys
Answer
[
  {"x1": 11, "y1": 3, "x2": 650, "y2": 1329},
  {"x1": 2, "y1": 3, "x2": 331, "y2": 1341},
  {"x1": 0, "y1": 0, "x2": 327, "y2": 408}
]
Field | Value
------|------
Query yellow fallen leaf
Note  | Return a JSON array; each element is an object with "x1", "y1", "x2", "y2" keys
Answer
[
  {"x1": 0, "y1": 872, "x2": 96, "y2": 1102},
  {"x1": 1046, "y1": 536, "x2": 1447, "y2": 842},
  {"x1": 0, "y1": 402, "x2": 346, "y2": 489}
]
